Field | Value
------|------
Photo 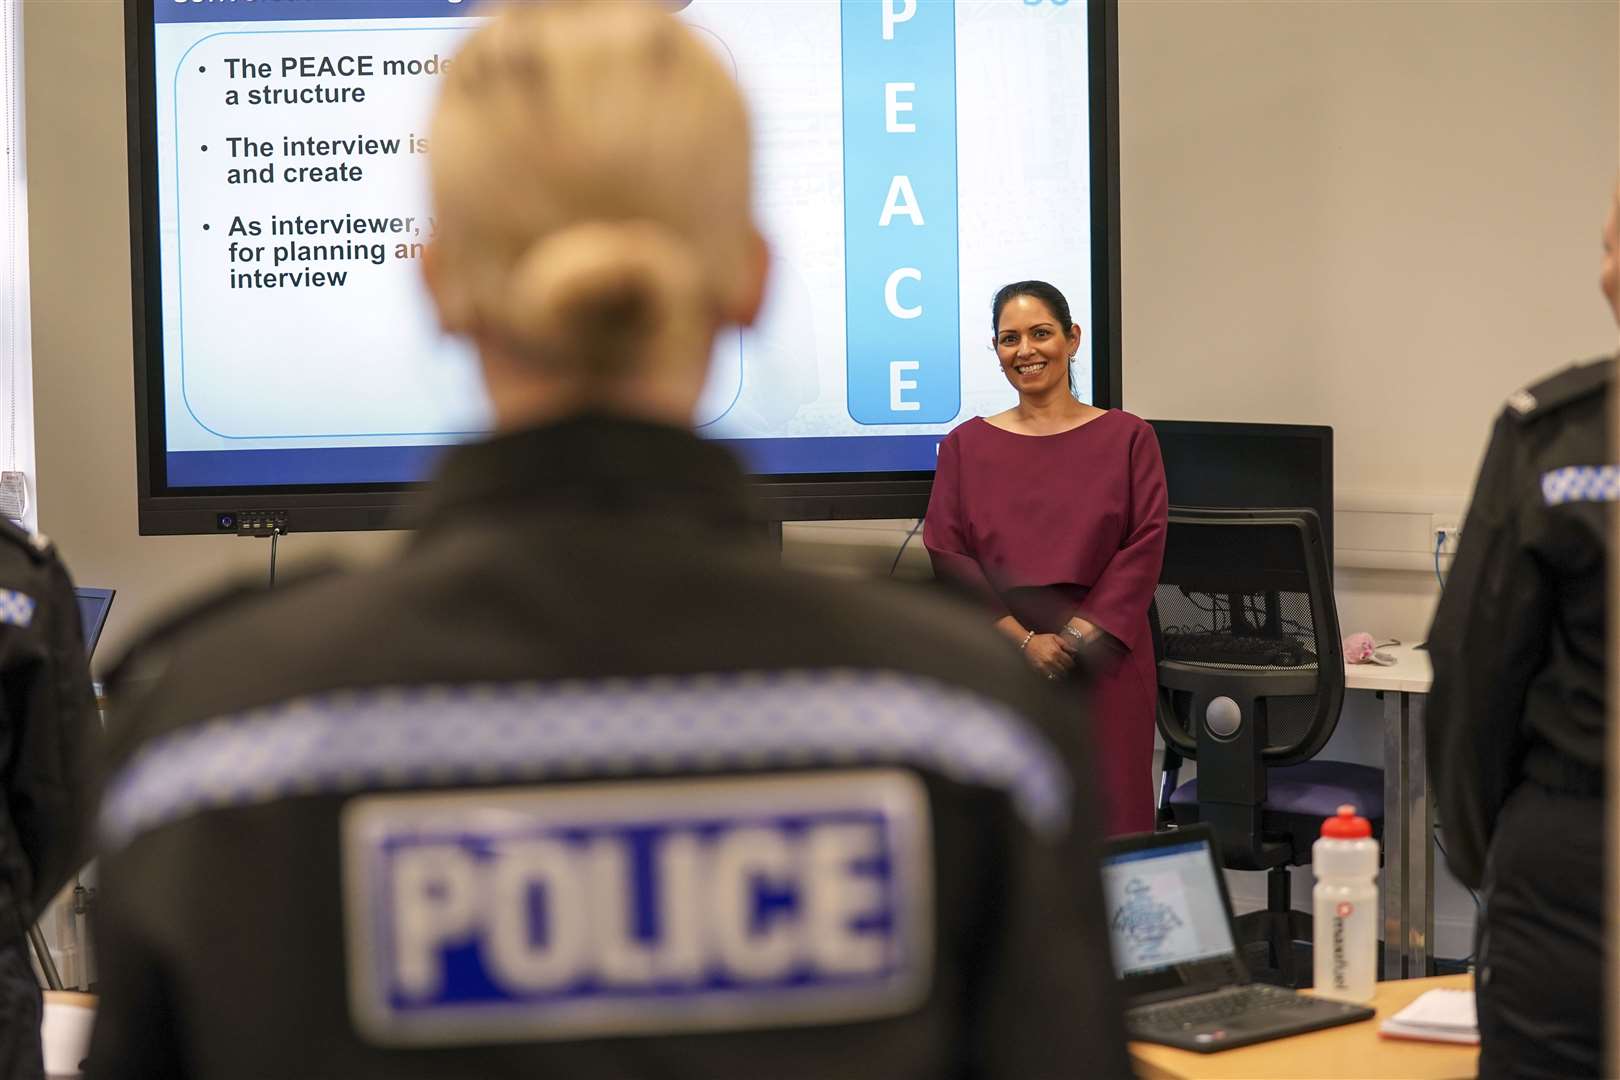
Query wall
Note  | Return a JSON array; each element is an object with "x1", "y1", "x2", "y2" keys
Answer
[
  {"x1": 28, "y1": 0, "x2": 1615, "y2": 659},
  {"x1": 1121, "y1": 0, "x2": 1619, "y2": 646},
  {"x1": 20, "y1": 0, "x2": 1619, "y2": 966},
  {"x1": 1115, "y1": 0, "x2": 1618, "y2": 957},
  {"x1": 24, "y1": 0, "x2": 399, "y2": 674},
  {"x1": 787, "y1": 0, "x2": 1619, "y2": 959}
]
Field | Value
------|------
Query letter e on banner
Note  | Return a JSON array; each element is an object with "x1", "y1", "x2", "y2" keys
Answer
[
  {"x1": 884, "y1": 82, "x2": 916, "y2": 133},
  {"x1": 890, "y1": 362, "x2": 921, "y2": 412}
]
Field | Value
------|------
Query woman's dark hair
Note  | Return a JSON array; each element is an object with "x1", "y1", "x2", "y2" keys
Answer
[{"x1": 991, "y1": 280, "x2": 1080, "y2": 398}]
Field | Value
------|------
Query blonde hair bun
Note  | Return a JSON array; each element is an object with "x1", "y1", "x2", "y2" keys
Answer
[
  {"x1": 427, "y1": 3, "x2": 754, "y2": 387},
  {"x1": 501, "y1": 220, "x2": 706, "y2": 377}
]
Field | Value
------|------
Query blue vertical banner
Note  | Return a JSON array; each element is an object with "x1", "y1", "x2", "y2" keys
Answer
[{"x1": 841, "y1": 0, "x2": 960, "y2": 425}]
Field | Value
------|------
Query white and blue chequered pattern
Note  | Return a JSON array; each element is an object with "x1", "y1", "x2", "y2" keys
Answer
[
  {"x1": 1541, "y1": 465, "x2": 1620, "y2": 506},
  {"x1": 0, "y1": 590, "x2": 34, "y2": 629},
  {"x1": 98, "y1": 670, "x2": 1073, "y2": 849}
]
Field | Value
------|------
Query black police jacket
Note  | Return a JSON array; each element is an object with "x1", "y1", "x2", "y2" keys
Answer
[
  {"x1": 87, "y1": 415, "x2": 1130, "y2": 1080},
  {"x1": 1427, "y1": 357, "x2": 1613, "y2": 890},
  {"x1": 0, "y1": 520, "x2": 95, "y2": 934}
]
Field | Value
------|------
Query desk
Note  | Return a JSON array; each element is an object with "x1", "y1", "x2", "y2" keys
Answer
[
  {"x1": 1129, "y1": 974, "x2": 1476, "y2": 1079},
  {"x1": 1344, "y1": 645, "x2": 1434, "y2": 981}
]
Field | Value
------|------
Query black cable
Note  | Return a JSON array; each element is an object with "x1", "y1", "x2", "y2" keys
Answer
[
  {"x1": 1434, "y1": 532, "x2": 1447, "y2": 590},
  {"x1": 269, "y1": 529, "x2": 282, "y2": 588},
  {"x1": 889, "y1": 518, "x2": 924, "y2": 577}
]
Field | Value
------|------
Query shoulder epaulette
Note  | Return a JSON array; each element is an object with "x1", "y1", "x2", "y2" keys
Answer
[
  {"x1": 0, "y1": 518, "x2": 55, "y2": 565},
  {"x1": 102, "y1": 563, "x2": 337, "y2": 696},
  {"x1": 1506, "y1": 356, "x2": 1615, "y2": 424}
]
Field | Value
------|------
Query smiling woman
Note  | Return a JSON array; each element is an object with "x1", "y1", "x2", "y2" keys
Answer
[
  {"x1": 923, "y1": 280, "x2": 1169, "y2": 836},
  {"x1": 993, "y1": 280, "x2": 1087, "y2": 404}
]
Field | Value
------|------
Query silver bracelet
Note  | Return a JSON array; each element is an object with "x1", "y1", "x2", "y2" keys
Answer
[
  {"x1": 1019, "y1": 629, "x2": 1035, "y2": 651},
  {"x1": 1061, "y1": 625, "x2": 1087, "y2": 646}
]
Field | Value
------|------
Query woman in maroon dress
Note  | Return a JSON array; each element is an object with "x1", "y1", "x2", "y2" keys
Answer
[{"x1": 924, "y1": 280, "x2": 1168, "y2": 836}]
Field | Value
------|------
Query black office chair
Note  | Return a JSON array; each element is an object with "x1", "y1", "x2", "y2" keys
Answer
[{"x1": 1152, "y1": 508, "x2": 1382, "y2": 988}]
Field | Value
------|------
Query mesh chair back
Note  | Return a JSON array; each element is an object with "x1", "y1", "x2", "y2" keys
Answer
[{"x1": 1152, "y1": 508, "x2": 1343, "y2": 768}]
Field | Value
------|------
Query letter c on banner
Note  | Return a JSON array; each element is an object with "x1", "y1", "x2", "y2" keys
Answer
[{"x1": 885, "y1": 268, "x2": 923, "y2": 319}]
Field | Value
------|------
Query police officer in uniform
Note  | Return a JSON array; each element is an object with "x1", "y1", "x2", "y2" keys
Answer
[
  {"x1": 85, "y1": 7, "x2": 1129, "y2": 1078},
  {"x1": 1427, "y1": 183, "x2": 1620, "y2": 1078},
  {"x1": 0, "y1": 521, "x2": 95, "y2": 1079}
]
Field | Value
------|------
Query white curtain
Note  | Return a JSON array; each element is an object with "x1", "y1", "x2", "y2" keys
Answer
[{"x1": 0, "y1": 0, "x2": 32, "y2": 532}]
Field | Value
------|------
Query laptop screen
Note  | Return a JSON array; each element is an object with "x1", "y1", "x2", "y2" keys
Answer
[
  {"x1": 1101, "y1": 827, "x2": 1246, "y2": 1001},
  {"x1": 74, "y1": 588, "x2": 115, "y2": 661}
]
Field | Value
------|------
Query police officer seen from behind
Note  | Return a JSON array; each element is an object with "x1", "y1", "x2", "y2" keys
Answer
[
  {"x1": 0, "y1": 522, "x2": 95, "y2": 1080},
  {"x1": 1427, "y1": 181, "x2": 1620, "y2": 1078},
  {"x1": 86, "y1": 6, "x2": 1128, "y2": 1078}
]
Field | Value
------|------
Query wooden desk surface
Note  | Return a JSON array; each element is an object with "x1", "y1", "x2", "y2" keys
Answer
[
  {"x1": 1344, "y1": 643, "x2": 1433, "y2": 694},
  {"x1": 1130, "y1": 974, "x2": 1477, "y2": 1080}
]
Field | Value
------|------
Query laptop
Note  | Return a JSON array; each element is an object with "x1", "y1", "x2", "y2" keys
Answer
[
  {"x1": 1102, "y1": 824, "x2": 1374, "y2": 1053},
  {"x1": 74, "y1": 587, "x2": 115, "y2": 662}
]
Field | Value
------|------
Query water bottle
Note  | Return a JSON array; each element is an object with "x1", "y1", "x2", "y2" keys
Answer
[{"x1": 1312, "y1": 804, "x2": 1378, "y2": 1003}]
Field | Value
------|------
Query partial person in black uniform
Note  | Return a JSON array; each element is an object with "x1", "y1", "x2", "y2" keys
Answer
[
  {"x1": 85, "y1": 6, "x2": 1128, "y2": 1079},
  {"x1": 1427, "y1": 181, "x2": 1620, "y2": 1079},
  {"x1": 0, "y1": 521, "x2": 96, "y2": 1080}
]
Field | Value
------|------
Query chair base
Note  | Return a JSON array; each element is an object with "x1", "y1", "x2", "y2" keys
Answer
[
  {"x1": 1242, "y1": 940, "x2": 1313, "y2": 988},
  {"x1": 1235, "y1": 907, "x2": 1313, "y2": 988}
]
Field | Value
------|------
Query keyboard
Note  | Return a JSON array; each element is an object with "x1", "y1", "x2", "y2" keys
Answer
[
  {"x1": 1131, "y1": 984, "x2": 1315, "y2": 1032},
  {"x1": 1162, "y1": 631, "x2": 1314, "y2": 668}
]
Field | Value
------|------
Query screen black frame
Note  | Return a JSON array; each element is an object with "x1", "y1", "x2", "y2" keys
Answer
[
  {"x1": 127, "y1": 0, "x2": 1123, "y2": 535},
  {"x1": 1147, "y1": 419, "x2": 1335, "y2": 566}
]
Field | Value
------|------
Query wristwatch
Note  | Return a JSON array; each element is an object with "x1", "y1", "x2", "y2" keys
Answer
[{"x1": 1060, "y1": 624, "x2": 1092, "y2": 649}]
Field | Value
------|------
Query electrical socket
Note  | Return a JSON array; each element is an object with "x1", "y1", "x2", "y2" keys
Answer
[{"x1": 1432, "y1": 517, "x2": 1462, "y2": 555}]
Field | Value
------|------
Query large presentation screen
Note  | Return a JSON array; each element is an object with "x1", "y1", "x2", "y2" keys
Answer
[{"x1": 130, "y1": 0, "x2": 1119, "y2": 533}]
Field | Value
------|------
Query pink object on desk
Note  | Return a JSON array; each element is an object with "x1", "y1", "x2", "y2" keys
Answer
[{"x1": 1344, "y1": 632, "x2": 1378, "y2": 664}]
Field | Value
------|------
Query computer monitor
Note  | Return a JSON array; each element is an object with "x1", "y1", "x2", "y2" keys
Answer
[
  {"x1": 1146, "y1": 421, "x2": 1334, "y2": 567},
  {"x1": 127, "y1": 0, "x2": 1125, "y2": 534},
  {"x1": 74, "y1": 588, "x2": 115, "y2": 661}
]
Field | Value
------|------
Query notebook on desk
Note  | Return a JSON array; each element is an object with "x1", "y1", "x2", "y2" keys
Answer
[
  {"x1": 1103, "y1": 825, "x2": 1374, "y2": 1053},
  {"x1": 1380, "y1": 988, "x2": 1477, "y2": 1044}
]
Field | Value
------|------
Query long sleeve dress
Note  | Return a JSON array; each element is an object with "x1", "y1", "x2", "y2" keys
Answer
[{"x1": 923, "y1": 410, "x2": 1169, "y2": 836}]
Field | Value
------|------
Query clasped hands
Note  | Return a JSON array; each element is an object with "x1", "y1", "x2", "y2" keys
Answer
[{"x1": 1022, "y1": 618, "x2": 1097, "y2": 681}]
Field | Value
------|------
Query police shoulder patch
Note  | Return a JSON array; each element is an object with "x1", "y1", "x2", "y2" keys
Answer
[
  {"x1": 1507, "y1": 357, "x2": 1615, "y2": 424},
  {"x1": 342, "y1": 770, "x2": 934, "y2": 1046},
  {"x1": 0, "y1": 589, "x2": 35, "y2": 628},
  {"x1": 1505, "y1": 389, "x2": 1537, "y2": 416},
  {"x1": 1540, "y1": 464, "x2": 1620, "y2": 506},
  {"x1": 0, "y1": 516, "x2": 50, "y2": 565}
]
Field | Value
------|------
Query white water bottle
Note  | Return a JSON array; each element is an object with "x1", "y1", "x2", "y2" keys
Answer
[{"x1": 1312, "y1": 804, "x2": 1379, "y2": 1003}]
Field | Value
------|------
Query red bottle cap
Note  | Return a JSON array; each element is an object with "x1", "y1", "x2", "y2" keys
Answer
[{"x1": 1321, "y1": 804, "x2": 1372, "y2": 839}]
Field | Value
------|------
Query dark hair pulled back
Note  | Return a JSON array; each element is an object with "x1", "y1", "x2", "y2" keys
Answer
[{"x1": 990, "y1": 280, "x2": 1079, "y2": 398}]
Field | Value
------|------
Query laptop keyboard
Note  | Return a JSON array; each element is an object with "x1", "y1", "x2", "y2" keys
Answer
[{"x1": 1131, "y1": 984, "x2": 1316, "y2": 1032}]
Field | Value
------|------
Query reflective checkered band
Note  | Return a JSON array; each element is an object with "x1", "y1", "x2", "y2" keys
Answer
[
  {"x1": 99, "y1": 670, "x2": 1072, "y2": 849},
  {"x1": 1541, "y1": 465, "x2": 1620, "y2": 506},
  {"x1": 0, "y1": 590, "x2": 35, "y2": 628}
]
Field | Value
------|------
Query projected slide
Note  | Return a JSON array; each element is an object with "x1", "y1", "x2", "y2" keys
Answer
[{"x1": 150, "y1": 0, "x2": 1094, "y2": 486}]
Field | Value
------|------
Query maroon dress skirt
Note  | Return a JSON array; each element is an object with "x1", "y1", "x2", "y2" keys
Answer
[{"x1": 923, "y1": 411, "x2": 1169, "y2": 836}]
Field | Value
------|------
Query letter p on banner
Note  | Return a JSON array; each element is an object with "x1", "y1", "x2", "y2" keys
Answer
[
  {"x1": 883, "y1": 0, "x2": 917, "y2": 40},
  {"x1": 842, "y1": 0, "x2": 960, "y2": 425}
]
